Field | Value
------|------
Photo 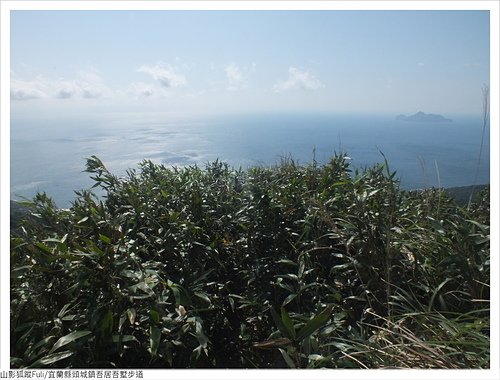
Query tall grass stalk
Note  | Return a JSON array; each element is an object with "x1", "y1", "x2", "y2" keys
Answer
[{"x1": 469, "y1": 85, "x2": 490, "y2": 209}]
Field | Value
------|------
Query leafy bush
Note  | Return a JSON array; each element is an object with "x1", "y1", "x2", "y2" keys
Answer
[{"x1": 10, "y1": 154, "x2": 489, "y2": 368}]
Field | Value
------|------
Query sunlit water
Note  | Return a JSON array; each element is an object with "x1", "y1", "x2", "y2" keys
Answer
[{"x1": 11, "y1": 112, "x2": 490, "y2": 208}]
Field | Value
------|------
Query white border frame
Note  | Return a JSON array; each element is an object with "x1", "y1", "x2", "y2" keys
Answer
[{"x1": 1, "y1": 2, "x2": 498, "y2": 380}]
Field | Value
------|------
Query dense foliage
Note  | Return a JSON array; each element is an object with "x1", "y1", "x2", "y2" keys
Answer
[{"x1": 11, "y1": 154, "x2": 490, "y2": 369}]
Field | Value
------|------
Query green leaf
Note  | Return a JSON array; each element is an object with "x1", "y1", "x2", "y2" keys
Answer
[
  {"x1": 296, "y1": 305, "x2": 334, "y2": 341},
  {"x1": 11, "y1": 265, "x2": 32, "y2": 279},
  {"x1": 28, "y1": 350, "x2": 74, "y2": 368},
  {"x1": 112, "y1": 335, "x2": 139, "y2": 343},
  {"x1": 168, "y1": 282, "x2": 192, "y2": 307},
  {"x1": 29, "y1": 336, "x2": 56, "y2": 355},
  {"x1": 194, "y1": 320, "x2": 209, "y2": 349},
  {"x1": 428, "y1": 278, "x2": 452, "y2": 312},
  {"x1": 42, "y1": 237, "x2": 64, "y2": 244},
  {"x1": 99, "y1": 234, "x2": 111, "y2": 244},
  {"x1": 277, "y1": 259, "x2": 297, "y2": 266},
  {"x1": 150, "y1": 309, "x2": 160, "y2": 324},
  {"x1": 190, "y1": 345, "x2": 203, "y2": 364},
  {"x1": 228, "y1": 296, "x2": 235, "y2": 311},
  {"x1": 475, "y1": 236, "x2": 490, "y2": 246},
  {"x1": 129, "y1": 282, "x2": 155, "y2": 297},
  {"x1": 282, "y1": 293, "x2": 297, "y2": 307},
  {"x1": 253, "y1": 337, "x2": 292, "y2": 350},
  {"x1": 194, "y1": 291, "x2": 211, "y2": 305},
  {"x1": 118, "y1": 313, "x2": 127, "y2": 332},
  {"x1": 298, "y1": 260, "x2": 305, "y2": 278},
  {"x1": 467, "y1": 219, "x2": 489, "y2": 232},
  {"x1": 280, "y1": 307, "x2": 296, "y2": 340},
  {"x1": 10, "y1": 357, "x2": 24, "y2": 367},
  {"x1": 77, "y1": 216, "x2": 89, "y2": 224},
  {"x1": 127, "y1": 308, "x2": 137, "y2": 325},
  {"x1": 149, "y1": 326, "x2": 161, "y2": 357},
  {"x1": 96, "y1": 310, "x2": 114, "y2": 340},
  {"x1": 278, "y1": 348, "x2": 296, "y2": 368},
  {"x1": 35, "y1": 242, "x2": 52, "y2": 254},
  {"x1": 49, "y1": 330, "x2": 92, "y2": 354},
  {"x1": 270, "y1": 306, "x2": 290, "y2": 339},
  {"x1": 57, "y1": 303, "x2": 74, "y2": 319},
  {"x1": 427, "y1": 217, "x2": 445, "y2": 234}
]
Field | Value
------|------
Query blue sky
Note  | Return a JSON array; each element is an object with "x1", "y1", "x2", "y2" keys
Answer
[{"x1": 10, "y1": 10, "x2": 490, "y2": 117}]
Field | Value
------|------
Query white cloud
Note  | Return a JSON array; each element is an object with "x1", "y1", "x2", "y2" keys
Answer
[
  {"x1": 273, "y1": 67, "x2": 324, "y2": 93},
  {"x1": 55, "y1": 72, "x2": 110, "y2": 99},
  {"x1": 128, "y1": 82, "x2": 156, "y2": 98},
  {"x1": 224, "y1": 63, "x2": 245, "y2": 91},
  {"x1": 10, "y1": 77, "x2": 49, "y2": 100},
  {"x1": 11, "y1": 71, "x2": 110, "y2": 101},
  {"x1": 81, "y1": 88, "x2": 102, "y2": 99},
  {"x1": 137, "y1": 64, "x2": 186, "y2": 88},
  {"x1": 10, "y1": 88, "x2": 40, "y2": 101},
  {"x1": 77, "y1": 71, "x2": 108, "y2": 98},
  {"x1": 55, "y1": 80, "x2": 78, "y2": 99}
]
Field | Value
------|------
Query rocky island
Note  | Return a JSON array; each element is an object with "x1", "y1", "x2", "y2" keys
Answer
[{"x1": 396, "y1": 111, "x2": 452, "y2": 123}]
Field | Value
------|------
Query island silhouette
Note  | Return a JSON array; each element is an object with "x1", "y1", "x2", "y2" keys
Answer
[{"x1": 396, "y1": 111, "x2": 452, "y2": 123}]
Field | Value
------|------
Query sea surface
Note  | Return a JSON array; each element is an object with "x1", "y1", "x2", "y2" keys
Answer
[{"x1": 10, "y1": 112, "x2": 490, "y2": 208}]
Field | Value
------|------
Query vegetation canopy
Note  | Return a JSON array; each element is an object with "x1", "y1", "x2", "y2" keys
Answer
[{"x1": 10, "y1": 154, "x2": 490, "y2": 369}]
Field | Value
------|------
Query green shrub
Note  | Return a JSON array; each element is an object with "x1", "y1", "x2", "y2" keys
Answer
[{"x1": 10, "y1": 154, "x2": 489, "y2": 368}]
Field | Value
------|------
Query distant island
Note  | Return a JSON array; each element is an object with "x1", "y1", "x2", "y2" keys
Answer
[{"x1": 396, "y1": 111, "x2": 452, "y2": 123}]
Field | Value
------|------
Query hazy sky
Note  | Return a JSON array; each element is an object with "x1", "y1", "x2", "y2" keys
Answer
[{"x1": 10, "y1": 10, "x2": 490, "y2": 118}]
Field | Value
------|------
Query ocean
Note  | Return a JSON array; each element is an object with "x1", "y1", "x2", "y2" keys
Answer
[{"x1": 10, "y1": 112, "x2": 490, "y2": 208}]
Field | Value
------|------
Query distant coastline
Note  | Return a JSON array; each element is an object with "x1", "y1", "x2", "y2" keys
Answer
[{"x1": 396, "y1": 111, "x2": 452, "y2": 123}]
